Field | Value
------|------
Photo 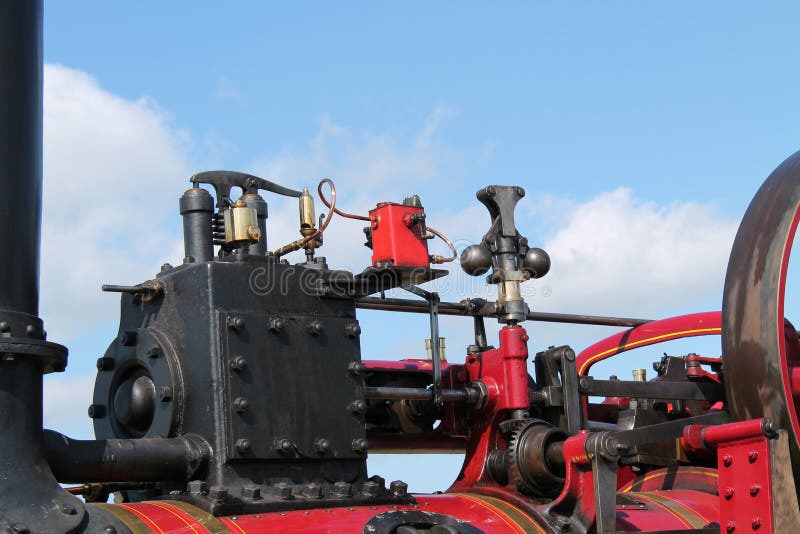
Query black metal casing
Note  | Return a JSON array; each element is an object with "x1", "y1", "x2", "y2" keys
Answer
[{"x1": 91, "y1": 254, "x2": 402, "y2": 513}]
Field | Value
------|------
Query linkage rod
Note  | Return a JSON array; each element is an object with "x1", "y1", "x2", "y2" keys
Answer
[{"x1": 356, "y1": 297, "x2": 651, "y2": 327}]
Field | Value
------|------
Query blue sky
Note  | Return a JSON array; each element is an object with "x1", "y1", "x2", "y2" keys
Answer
[{"x1": 39, "y1": 3, "x2": 800, "y2": 492}]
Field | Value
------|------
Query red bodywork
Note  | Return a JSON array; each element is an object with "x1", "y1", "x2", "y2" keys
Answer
[
  {"x1": 105, "y1": 315, "x2": 789, "y2": 532},
  {"x1": 368, "y1": 202, "x2": 430, "y2": 268}
]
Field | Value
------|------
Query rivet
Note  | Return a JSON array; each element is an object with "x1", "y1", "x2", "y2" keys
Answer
[
  {"x1": 349, "y1": 400, "x2": 367, "y2": 415},
  {"x1": 752, "y1": 517, "x2": 761, "y2": 529},
  {"x1": 274, "y1": 438, "x2": 293, "y2": 454},
  {"x1": 724, "y1": 487, "x2": 735, "y2": 499},
  {"x1": 750, "y1": 483, "x2": 761, "y2": 496},
  {"x1": 344, "y1": 322, "x2": 361, "y2": 337},
  {"x1": 25, "y1": 324, "x2": 36, "y2": 336},
  {"x1": 348, "y1": 362, "x2": 366, "y2": 375},
  {"x1": 748, "y1": 450, "x2": 759, "y2": 462},
  {"x1": 103, "y1": 527, "x2": 117, "y2": 534},
  {"x1": 0, "y1": 321, "x2": 9, "y2": 333},
  {"x1": 314, "y1": 438, "x2": 331, "y2": 454},
  {"x1": 306, "y1": 320, "x2": 323, "y2": 335},
  {"x1": 352, "y1": 438, "x2": 368, "y2": 454},
  {"x1": 726, "y1": 520, "x2": 736, "y2": 533},
  {"x1": 269, "y1": 316, "x2": 285, "y2": 333},
  {"x1": 722, "y1": 454, "x2": 733, "y2": 466},
  {"x1": 227, "y1": 316, "x2": 245, "y2": 331},
  {"x1": 230, "y1": 356, "x2": 248, "y2": 371},
  {"x1": 233, "y1": 397, "x2": 250, "y2": 413},
  {"x1": 236, "y1": 438, "x2": 252, "y2": 453}
]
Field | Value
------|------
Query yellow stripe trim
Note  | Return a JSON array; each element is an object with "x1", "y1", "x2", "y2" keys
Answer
[
  {"x1": 620, "y1": 468, "x2": 718, "y2": 493},
  {"x1": 93, "y1": 503, "x2": 153, "y2": 534},
  {"x1": 579, "y1": 327, "x2": 721, "y2": 374},
  {"x1": 146, "y1": 502, "x2": 201, "y2": 534},
  {"x1": 452, "y1": 493, "x2": 545, "y2": 534},
  {"x1": 161, "y1": 501, "x2": 231, "y2": 534}
]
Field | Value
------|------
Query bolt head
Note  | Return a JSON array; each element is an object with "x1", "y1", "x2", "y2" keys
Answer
[
  {"x1": 236, "y1": 438, "x2": 252, "y2": 453},
  {"x1": 389, "y1": 480, "x2": 408, "y2": 497},
  {"x1": 352, "y1": 438, "x2": 368, "y2": 454},
  {"x1": 103, "y1": 527, "x2": 117, "y2": 534},
  {"x1": 120, "y1": 331, "x2": 137, "y2": 346},
  {"x1": 187, "y1": 480, "x2": 207, "y2": 495},
  {"x1": 231, "y1": 356, "x2": 248, "y2": 371},
  {"x1": 96, "y1": 357, "x2": 114, "y2": 371},
  {"x1": 159, "y1": 386, "x2": 173, "y2": 402},
  {"x1": 362, "y1": 481, "x2": 380, "y2": 498},
  {"x1": 314, "y1": 438, "x2": 331, "y2": 454},
  {"x1": 724, "y1": 487, "x2": 735, "y2": 499},
  {"x1": 333, "y1": 481, "x2": 352, "y2": 497},
  {"x1": 726, "y1": 520, "x2": 736, "y2": 533},
  {"x1": 274, "y1": 482, "x2": 293, "y2": 499},
  {"x1": 228, "y1": 316, "x2": 245, "y2": 331},
  {"x1": 209, "y1": 486, "x2": 228, "y2": 503},
  {"x1": 242, "y1": 485, "x2": 261, "y2": 500},
  {"x1": 722, "y1": 454, "x2": 733, "y2": 466},
  {"x1": 752, "y1": 517, "x2": 761, "y2": 529},
  {"x1": 748, "y1": 450, "x2": 759, "y2": 462},
  {"x1": 750, "y1": 483, "x2": 761, "y2": 496},
  {"x1": 88, "y1": 404, "x2": 106, "y2": 418}
]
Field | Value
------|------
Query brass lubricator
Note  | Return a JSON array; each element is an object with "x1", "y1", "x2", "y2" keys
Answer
[{"x1": 223, "y1": 199, "x2": 261, "y2": 246}]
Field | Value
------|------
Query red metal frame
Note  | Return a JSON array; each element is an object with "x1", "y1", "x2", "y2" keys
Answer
[{"x1": 576, "y1": 311, "x2": 722, "y2": 376}]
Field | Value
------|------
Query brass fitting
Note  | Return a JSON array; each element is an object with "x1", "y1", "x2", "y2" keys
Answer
[{"x1": 223, "y1": 199, "x2": 261, "y2": 246}]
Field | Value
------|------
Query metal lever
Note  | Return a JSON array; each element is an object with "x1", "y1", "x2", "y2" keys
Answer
[
  {"x1": 190, "y1": 170, "x2": 303, "y2": 209},
  {"x1": 402, "y1": 285, "x2": 443, "y2": 406}
]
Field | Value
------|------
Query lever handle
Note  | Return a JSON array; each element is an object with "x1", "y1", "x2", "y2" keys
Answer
[{"x1": 190, "y1": 170, "x2": 302, "y2": 208}]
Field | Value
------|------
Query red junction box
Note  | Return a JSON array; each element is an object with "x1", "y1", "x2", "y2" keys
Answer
[{"x1": 368, "y1": 202, "x2": 430, "y2": 268}]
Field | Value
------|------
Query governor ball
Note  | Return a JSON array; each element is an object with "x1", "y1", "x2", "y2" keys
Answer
[
  {"x1": 523, "y1": 247, "x2": 551, "y2": 279},
  {"x1": 460, "y1": 244, "x2": 492, "y2": 276}
]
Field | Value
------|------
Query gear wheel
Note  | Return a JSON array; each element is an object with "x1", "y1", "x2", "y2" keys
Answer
[{"x1": 507, "y1": 419, "x2": 567, "y2": 498}]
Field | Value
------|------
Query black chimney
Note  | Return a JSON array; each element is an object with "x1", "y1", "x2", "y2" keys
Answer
[{"x1": 0, "y1": 1, "x2": 83, "y2": 531}]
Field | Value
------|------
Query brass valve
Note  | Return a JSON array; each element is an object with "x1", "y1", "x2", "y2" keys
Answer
[{"x1": 223, "y1": 199, "x2": 261, "y2": 246}]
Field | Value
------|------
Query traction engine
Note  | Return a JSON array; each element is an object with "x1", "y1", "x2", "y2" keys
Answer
[{"x1": 4, "y1": 2, "x2": 800, "y2": 533}]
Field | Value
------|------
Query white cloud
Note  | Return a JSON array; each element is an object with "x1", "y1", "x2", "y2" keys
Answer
[
  {"x1": 540, "y1": 188, "x2": 737, "y2": 319},
  {"x1": 41, "y1": 64, "x2": 191, "y2": 346}
]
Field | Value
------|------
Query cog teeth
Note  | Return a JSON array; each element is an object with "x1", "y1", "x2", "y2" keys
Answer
[{"x1": 506, "y1": 418, "x2": 535, "y2": 496}]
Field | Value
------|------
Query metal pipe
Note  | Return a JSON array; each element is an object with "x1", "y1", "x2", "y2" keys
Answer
[
  {"x1": 0, "y1": 3, "x2": 80, "y2": 532},
  {"x1": 0, "y1": 0, "x2": 42, "y2": 321},
  {"x1": 43, "y1": 430, "x2": 210, "y2": 484},
  {"x1": 180, "y1": 187, "x2": 214, "y2": 262},
  {"x1": 364, "y1": 386, "x2": 476, "y2": 403},
  {"x1": 355, "y1": 297, "x2": 651, "y2": 327}
]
